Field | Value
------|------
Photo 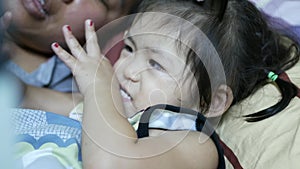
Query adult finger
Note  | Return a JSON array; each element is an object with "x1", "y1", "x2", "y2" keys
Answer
[
  {"x1": 0, "y1": 11, "x2": 12, "y2": 31},
  {"x1": 85, "y1": 19, "x2": 101, "y2": 58},
  {"x1": 62, "y1": 25, "x2": 86, "y2": 60},
  {"x1": 51, "y1": 42, "x2": 77, "y2": 72}
]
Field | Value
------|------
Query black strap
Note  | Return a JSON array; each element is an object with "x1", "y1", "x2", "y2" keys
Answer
[{"x1": 136, "y1": 104, "x2": 225, "y2": 169}]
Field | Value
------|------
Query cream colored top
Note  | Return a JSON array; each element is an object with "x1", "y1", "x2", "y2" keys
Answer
[{"x1": 216, "y1": 61, "x2": 300, "y2": 169}]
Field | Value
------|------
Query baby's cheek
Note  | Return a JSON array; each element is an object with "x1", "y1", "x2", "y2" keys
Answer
[
  {"x1": 123, "y1": 103, "x2": 137, "y2": 118},
  {"x1": 148, "y1": 89, "x2": 168, "y2": 105}
]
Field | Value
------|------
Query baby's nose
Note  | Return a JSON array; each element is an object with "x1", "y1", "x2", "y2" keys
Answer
[{"x1": 124, "y1": 66, "x2": 141, "y2": 82}]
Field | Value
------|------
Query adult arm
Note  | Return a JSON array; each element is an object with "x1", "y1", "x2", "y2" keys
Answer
[{"x1": 21, "y1": 84, "x2": 82, "y2": 116}]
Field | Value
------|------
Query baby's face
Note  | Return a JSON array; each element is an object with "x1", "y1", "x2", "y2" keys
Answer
[{"x1": 113, "y1": 14, "x2": 200, "y2": 117}]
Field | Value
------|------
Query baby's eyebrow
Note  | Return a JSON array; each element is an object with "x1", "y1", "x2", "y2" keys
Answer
[
  {"x1": 126, "y1": 36, "x2": 164, "y2": 55},
  {"x1": 126, "y1": 34, "x2": 170, "y2": 56}
]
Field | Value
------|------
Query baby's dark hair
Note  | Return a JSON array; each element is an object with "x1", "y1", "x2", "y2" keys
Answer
[{"x1": 136, "y1": 0, "x2": 299, "y2": 122}]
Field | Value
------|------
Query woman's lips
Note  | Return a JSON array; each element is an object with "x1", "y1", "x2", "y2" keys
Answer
[{"x1": 22, "y1": 0, "x2": 48, "y2": 19}]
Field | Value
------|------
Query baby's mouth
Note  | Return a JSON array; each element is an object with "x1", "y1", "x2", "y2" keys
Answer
[{"x1": 120, "y1": 88, "x2": 132, "y2": 102}]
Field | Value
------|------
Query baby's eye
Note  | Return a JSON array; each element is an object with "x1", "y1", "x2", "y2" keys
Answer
[
  {"x1": 123, "y1": 44, "x2": 133, "y2": 53},
  {"x1": 149, "y1": 59, "x2": 165, "y2": 71}
]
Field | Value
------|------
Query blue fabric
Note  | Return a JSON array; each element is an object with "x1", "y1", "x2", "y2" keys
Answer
[
  {"x1": 12, "y1": 109, "x2": 82, "y2": 169},
  {"x1": 4, "y1": 56, "x2": 77, "y2": 92},
  {"x1": 12, "y1": 108, "x2": 81, "y2": 148}
]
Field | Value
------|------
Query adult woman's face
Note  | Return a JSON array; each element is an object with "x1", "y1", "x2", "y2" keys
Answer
[{"x1": 3, "y1": 0, "x2": 136, "y2": 53}]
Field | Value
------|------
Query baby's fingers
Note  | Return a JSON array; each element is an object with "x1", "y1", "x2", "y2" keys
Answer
[
  {"x1": 51, "y1": 42, "x2": 77, "y2": 71},
  {"x1": 85, "y1": 19, "x2": 101, "y2": 58},
  {"x1": 62, "y1": 25, "x2": 86, "y2": 60}
]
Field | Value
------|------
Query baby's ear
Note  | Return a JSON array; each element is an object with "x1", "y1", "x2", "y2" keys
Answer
[{"x1": 205, "y1": 85, "x2": 233, "y2": 118}]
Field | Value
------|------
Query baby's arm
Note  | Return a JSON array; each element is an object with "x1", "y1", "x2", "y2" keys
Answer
[
  {"x1": 52, "y1": 20, "x2": 218, "y2": 169},
  {"x1": 52, "y1": 20, "x2": 135, "y2": 137}
]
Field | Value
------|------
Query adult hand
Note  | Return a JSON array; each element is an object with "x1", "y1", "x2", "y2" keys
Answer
[
  {"x1": 0, "y1": 11, "x2": 12, "y2": 31},
  {"x1": 0, "y1": 11, "x2": 12, "y2": 60}
]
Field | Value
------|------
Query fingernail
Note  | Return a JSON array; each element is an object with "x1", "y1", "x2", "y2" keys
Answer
[
  {"x1": 66, "y1": 25, "x2": 71, "y2": 31},
  {"x1": 53, "y1": 42, "x2": 59, "y2": 48},
  {"x1": 89, "y1": 20, "x2": 93, "y2": 27}
]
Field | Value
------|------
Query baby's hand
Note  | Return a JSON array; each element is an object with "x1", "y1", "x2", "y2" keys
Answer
[{"x1": 51, "y1": 19, "x2": 115, "y2": 95}]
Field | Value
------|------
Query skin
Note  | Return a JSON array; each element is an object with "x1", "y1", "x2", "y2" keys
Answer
[
  {"x1": 114, "y1": 32, "x2": 200, "y2": 117},
  {"x1": 1, "y1": 0, "x2": 137, "y2": 115},
  {"x1": 3, "y1": 0, "x2": 135, "y2": 55},
  {"x1": 51, "y1": 14, "x2": 234, "y2": 168}
]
